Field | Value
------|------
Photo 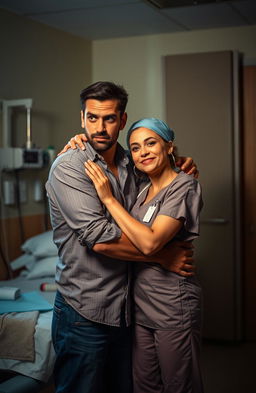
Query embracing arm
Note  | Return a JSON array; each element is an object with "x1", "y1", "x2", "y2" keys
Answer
[
  {"x1": 58, "y1": 133, "x2": 199, "y2": 177},
  {"x1": 93, "y1": 233, "x2": 195, "y2": 277},
  {"x1": 57, "y1": 134, "x2": 86, "y2": 155},
  {"x1": 85, "y1": 160, "x2": 183, "y2": 256},
  {"x1": 46, "y1": 160, "x2": 122, "y2": 249},
  {"x1": 176, "y1": 156, "x2": 199, "y2": 178},
  {"x1": 47, "y1": 158, "x2": 195, "y2": 276},
  {"x1": 98, "y1": 200, "x2": 182, "y2": 256}
]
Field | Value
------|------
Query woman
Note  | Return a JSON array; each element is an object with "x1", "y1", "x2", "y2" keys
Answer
[{"x1": 84, "y1": 118, "x2": 204, "y2": 393}]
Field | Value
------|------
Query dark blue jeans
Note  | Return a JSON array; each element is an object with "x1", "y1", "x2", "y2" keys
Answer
[{"x1": 52, "y1": 291, "x2": 133, "y2": 393}]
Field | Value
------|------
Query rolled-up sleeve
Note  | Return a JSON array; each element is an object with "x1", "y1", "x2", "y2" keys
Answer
[{"x1": 46, "y1": 160, "x2": 121, "y2": 249}]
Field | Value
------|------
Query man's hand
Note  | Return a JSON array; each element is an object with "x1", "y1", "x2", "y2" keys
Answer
[
  {"x1": 155, "y1": 241, "x2": 195, "y2": 276},
  {"x1": 58, "y1": 133, "x2": 87, "y2": 156},
  {"x1": 176, "y1": 156, "x2": 199, "y2": 178}
]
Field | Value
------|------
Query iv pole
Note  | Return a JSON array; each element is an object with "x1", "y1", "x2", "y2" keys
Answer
[{"x1": 2, "y1": 98, "x2": 33, "y2": 148}]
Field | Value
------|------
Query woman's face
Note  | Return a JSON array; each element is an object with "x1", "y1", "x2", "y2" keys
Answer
[{"x1": 129, "y1": 127, "x2": 173, "y2": 176}]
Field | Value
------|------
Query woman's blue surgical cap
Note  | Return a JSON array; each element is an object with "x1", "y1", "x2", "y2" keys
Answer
[{"x1": 126, "y1": 118, "x2": 175, "y2": 148}]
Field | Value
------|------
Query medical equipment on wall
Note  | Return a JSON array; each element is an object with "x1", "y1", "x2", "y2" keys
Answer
[
  {"x1": 0, "y1": 99, "x2": 51, "y2": 276},
  {"x1": 0, "y1": 98, "x2": 45, "y2": 170}
]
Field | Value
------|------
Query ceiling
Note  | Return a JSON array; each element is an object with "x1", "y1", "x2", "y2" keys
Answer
[{"x1": 0, "y1": 0, "x2": 255, "y2": 40}]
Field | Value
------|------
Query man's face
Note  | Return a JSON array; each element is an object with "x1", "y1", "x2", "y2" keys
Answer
[{"x1": 81, "y1": 99, "x2": 127, "y2": 152}]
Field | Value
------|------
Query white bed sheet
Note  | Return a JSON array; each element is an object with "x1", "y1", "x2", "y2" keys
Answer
[{"x1": 0, "y1": 276, "x2": 56, "y2": 382}]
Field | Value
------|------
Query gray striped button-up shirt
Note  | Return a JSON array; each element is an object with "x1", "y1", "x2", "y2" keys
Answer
[{"x1": 45, "y1": 142, "x2": 138, "y2": 327}]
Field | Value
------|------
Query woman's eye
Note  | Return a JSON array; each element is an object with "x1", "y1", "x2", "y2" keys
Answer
[
  {"x1": 147, "y1": 141, "x2": 156, "y2": 146},
  {"x1": 131, "y1": 147, "x2": 139, "y2": 152}
]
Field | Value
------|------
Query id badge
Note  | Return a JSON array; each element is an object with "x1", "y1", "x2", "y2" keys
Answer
[{"x1": 143, "y1": 204, "x2": 157, "y2": 223}]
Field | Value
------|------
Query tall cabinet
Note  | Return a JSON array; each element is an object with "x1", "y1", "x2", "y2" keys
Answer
[{"x1": 165, "y1": 51, "x2": 242, "y2": 341}]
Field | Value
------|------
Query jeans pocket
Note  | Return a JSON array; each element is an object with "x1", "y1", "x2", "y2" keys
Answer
[
  {"x1": 53, "y1": 303, "x2": 61, "y2": 319},
  {"x1": 52, "y1": 291, "x2": 68, "y2": 348}
]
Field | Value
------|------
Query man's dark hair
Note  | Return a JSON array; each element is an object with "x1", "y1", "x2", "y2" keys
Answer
[{"x1": 80, "y1": 81, "x2": 128, "y2": 114}]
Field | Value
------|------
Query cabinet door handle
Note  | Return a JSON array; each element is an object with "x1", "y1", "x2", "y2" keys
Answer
[{"x1": 201, "y1": 218, "x2": 229, "y2": 225}]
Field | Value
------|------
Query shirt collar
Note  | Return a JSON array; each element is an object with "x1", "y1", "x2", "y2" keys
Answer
[
  {"x1": 115, "y1": 143, "x2": 130, "y2": 167},
  {"x1": 85, "y1": 142, "x2": 130, "y2": 168}
]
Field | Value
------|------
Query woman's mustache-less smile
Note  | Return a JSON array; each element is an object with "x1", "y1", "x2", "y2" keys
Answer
[{"x1": 140, "y1": 157, "x2": 155, "y2": 165}]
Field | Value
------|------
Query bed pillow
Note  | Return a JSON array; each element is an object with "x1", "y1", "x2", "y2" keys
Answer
[
  {"x1": 26, "y1": 256, "x2": 58, "y2": 279},
  {"x1": 21, "y1": 230, "x2": 57, "y2": 259},
  {"x1": 10, "y1": 253, "x2": 36, "y2": 271}
]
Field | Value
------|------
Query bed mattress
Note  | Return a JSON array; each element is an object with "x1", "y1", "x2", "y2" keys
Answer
[{"x1": 0, "y1": 276, "x2": 56, "y2": 383}]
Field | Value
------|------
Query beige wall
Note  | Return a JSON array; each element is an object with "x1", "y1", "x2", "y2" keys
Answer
[
  {"x1": 93, "y1": 25, "x2": 256, "y2": 148},
  {"x1": 0, "y1": 9, "x2": 92, "y2": 218},
  {"x1": 1, "y1": 14, "x2": 255, "y2": 219}
]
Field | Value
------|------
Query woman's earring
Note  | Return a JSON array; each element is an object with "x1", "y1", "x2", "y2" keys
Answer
[{"x1": 170, "y1": 153, "x2": 176, "y2": 167}]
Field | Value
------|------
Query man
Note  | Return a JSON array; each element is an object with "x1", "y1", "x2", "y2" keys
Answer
[{"x1": 46, "y1": 81, "x2": 197, "y2": 393}]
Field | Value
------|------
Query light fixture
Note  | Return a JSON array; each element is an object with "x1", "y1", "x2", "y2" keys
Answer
[{"x1": 144, "y1": 0, "x2": 234, "y2": 9}]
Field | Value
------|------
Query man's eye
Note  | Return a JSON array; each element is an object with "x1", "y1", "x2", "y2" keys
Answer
[
  {"x1": 105, "y1": 116, "x2": 116, "y2": 123},
  {"x1": 87, "y1": 115, "x2": 96, "y2": 121}
]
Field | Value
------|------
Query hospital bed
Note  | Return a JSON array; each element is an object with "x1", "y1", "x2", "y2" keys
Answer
[{"x1": 0, "y1": 231, "x2": 57, "y2": 393}]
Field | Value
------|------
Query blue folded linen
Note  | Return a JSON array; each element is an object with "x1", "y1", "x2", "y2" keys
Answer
[{"x1": 0, "y1": 291, "x2": 53, "y2": 314}]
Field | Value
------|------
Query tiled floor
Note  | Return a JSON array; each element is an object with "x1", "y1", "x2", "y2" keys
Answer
[
  {"x1": 201, "y1": 340, "x2": 256, "y2": 393},
  {"x1": 1, "y1": 340, "x2": 254, "y2": 393}
]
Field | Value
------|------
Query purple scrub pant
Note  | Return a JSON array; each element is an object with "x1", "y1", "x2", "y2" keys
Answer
[{"x1": 133, "y1": 323, "x2": 204, "y2": 393}]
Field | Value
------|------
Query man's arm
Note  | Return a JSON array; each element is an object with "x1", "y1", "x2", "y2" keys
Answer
[
  {"x1": 57, "y1": 134, "x2": 199, "y2": 177},
  {"x1": 175, "y1": 156, "x2": 199, "y2": 178},
  {"x1": 47, "y1": 157, "x2": 195, "y2": 276},
  {"x1": 47, "y1": 159, "x2": 122, "y2": 249},
  {"x1": 93, "y1": 233, "x2": 195, "y2": 277}
]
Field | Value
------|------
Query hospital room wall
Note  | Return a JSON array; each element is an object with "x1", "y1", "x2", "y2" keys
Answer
[
  {"x1": 0, "y1": 9, "x2": 92, "y2": 276},
  {"x1": 92, "y1": 24, "x2": 256, "y2": 148},
  {"x1": 0, "y1": 8, "x2": 92, "y2": 158},
  {"x1": 93, "y1": 26, "x2": 256, "y2": 339}
]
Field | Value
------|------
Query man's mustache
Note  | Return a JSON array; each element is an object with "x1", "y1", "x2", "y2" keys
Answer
[{"x1": 92, "y1": 131, "x2": 110, "y2": 139}]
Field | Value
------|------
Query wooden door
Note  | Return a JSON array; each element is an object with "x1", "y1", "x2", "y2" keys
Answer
[{"x1": 165, "y1": 51, "x2": 242, "y2": 340}]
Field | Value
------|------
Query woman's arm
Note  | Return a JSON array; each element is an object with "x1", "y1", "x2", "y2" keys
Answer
[
  {"x1": 85, "y1": 160, "x2": 183, "y2": 256},
  {"x1": 58, "y1": 134, "x2": 199, "y2": 177}
]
